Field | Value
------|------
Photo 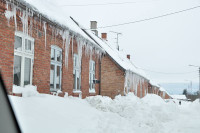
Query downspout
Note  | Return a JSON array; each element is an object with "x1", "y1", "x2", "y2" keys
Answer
[{"x1": 99, "y1": 58, "x2": 101, "y2": 95}]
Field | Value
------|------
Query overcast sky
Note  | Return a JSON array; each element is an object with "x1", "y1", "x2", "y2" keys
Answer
[{"x1": 56, "y1": 0, "x2": 200, "y2": 84}]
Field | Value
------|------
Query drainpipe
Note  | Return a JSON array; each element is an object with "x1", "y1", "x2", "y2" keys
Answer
[{"x1": 99, "y1": 59, "x2": 101, "y2": 95}]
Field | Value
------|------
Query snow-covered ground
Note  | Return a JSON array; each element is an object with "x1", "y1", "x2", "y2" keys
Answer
[{"x1": 9, "y1": 92, "x2": 200, "y2": 133}]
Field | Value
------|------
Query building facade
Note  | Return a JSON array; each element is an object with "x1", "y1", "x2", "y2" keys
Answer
[{"x1": 0, "y1": 0, "x2": 103, "y2": 98}]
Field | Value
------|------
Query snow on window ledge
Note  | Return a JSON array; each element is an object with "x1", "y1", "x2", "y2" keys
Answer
[
  {"x1": 89, "y1": 89, "x2": 95, "y2": 93},
  {"x1": 73, "y1": 90, "x2": 82, "y2": 93},
  {"x1": 12, "y1": 85, "x2": 39, "y2": 97}
]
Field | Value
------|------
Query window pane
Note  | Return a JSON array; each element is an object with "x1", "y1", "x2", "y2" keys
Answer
[
  {"x1": 50, "y1": 65, "x2": 55, "y2": 89},
  {"x1": 14, "y1": 36, "x2": 22, "y2": 51},
  {"x1": 56, "y1": 66, "x2": 61, "y2": 89},
  {"x1": 93, "y1": 62, "x2": 95, "y2": 71},
  {"x1": 73, "y1": 73, "x2": 76, "y2": 90},
  {"x1": 51, "y1": 49, "x2": 55, "y2": 61},
  {"x1": 56, "y1": 51, "x2": 62, "y2": 62},
  {"x1": 77, "y1": 76, "x2": 79, "y2": 90},
  {"x1": 25, "y1": 39, "x2": 31, "y2": 51},
  {"x1": 24, "y1": 58, "x2": 31, "y2": 86},
  {"x1": 13, "y1": 55, "x2": 21, "y2": 86}
]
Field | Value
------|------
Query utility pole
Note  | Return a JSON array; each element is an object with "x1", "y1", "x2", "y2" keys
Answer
[
  {"x1": 110, "y1": 31, "x2": 122, "y2": 51},
  {"x1": 185, "y1": 80, "x2": 193, "y2": 94},
  {"x1": 189, "y1": 64, "x2": 200, "y2": 102}
]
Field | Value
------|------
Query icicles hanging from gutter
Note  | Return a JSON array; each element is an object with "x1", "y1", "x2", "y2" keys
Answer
[
  {"x1": 64, "y1": 32, "x2": 70, "y2": 68},
  {"x1": 4, "y1": 0, "x2": 104, "y2": 70},
  {"x1": 4, "y1": 2, "x2": 17, "y2": 30},
  {"x1": 43, "y1": 21, "x2": 47, "y2": 50},
  {"x1": 124, "y1": 70, "x2": 146, "y2": 97}
]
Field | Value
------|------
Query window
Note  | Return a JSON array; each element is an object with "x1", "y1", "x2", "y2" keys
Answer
[
  {"x1": 13, "y1": 32, "x2": 34, "y2": 87},
  {"x1": 73, "y1": 54, "x2": 81, "y2": 91},
  {"x1": 89, "y1": 60, "x2": 95, "y2": 92},
  {"x1": 135, "y1": 84, "x2": 137, "y2": 96},
  {"x1": 50, "y1": 46, "x2": 62, "y2": 91},
  {"x1": 163, "y1": 92, "x2": 166, "y2": 98}
]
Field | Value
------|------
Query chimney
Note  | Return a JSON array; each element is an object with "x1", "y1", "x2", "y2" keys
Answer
[
  {"x1": 101, "y1": 33, "x2": 107, "y2": 41},
  {"x1": 127, "y1": 54, "x2": 130, "y2": 60},
  {"x1": 90, "y1": 21, "x2": 98, "y2": 36}
]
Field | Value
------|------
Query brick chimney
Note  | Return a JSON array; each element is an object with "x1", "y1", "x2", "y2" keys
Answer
[
  {"x1": 127, "y1": 54, "x2": 130, "y2": 60},
  {"x1": 101, "y1": 33, "x2": 107, "y2": 41},
  {"x1": 90, "y1": 21, "x2": 98, "y2": 36}
]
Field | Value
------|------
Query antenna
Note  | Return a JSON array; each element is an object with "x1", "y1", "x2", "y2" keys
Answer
[{"x1": 110, "y1": 31, "x2": 122, "y2": 50}]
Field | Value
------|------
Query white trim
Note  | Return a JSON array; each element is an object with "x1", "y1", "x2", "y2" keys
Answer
[
  {"x1": 73, "y1": 54, "x2": 81, "y2": 91},
  {"x1": 13, "y1": 32, "x2": 34, "y2": 87},
  {"x1": 50, "y1": 45, "x2": 62, "y2": 91},
  {"x1": 73, "y1": 90, "x2": 82, "y2": 93},
  {"x1": 89, "y1": 60, "x2": 95, "y2": 92}
]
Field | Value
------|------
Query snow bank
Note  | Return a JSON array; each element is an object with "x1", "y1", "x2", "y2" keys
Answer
[
  {"x1": 9, "y1": 93, "x2": 200, "y2": 133},
  {"x1": 142, "y1": 94, "x2": 166, "y2": 106},
  {"x1": 12, "y1": 85, "x2": 39, "y2": 97}
]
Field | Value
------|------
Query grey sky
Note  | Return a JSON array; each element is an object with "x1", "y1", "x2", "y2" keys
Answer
[{"x1": 57, "y1": 0, "x2": 200, "y2": 84}]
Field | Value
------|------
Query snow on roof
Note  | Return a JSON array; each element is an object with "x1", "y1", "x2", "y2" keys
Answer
[
  {"x1": 82, "y1": 29, "x2": 149, "y2": 80},
  {"x1": 159, "y1": 87, "x2": 166, "y2": 92},
  {"x1": 149, "y1": 80, "x2": 160, "y2": 88},
  {"x1": 171, "y1": 95, "x2": 187, "y2": 100},
  {"x1": 14, "y1": 0, "x2": 103, "y2": 51},
  {"x1": 159, "y1": 87, "x2": 171, "y2": 96},
  {"x1": 14, "y1": 0, "x2": 146, "y2": 79}
]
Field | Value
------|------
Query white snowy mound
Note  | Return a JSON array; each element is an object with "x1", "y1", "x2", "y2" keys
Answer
[{"x1": 12, "y1": 85, "x2": 39, "y2": 97}]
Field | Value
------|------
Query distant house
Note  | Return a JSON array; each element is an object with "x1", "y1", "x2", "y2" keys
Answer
[
  {"x1": 148, "y1": 81, "x2": 171, "y2": 99},
  {"x1": 80, "y1": 21, "x2": 149, "y2": 99},
  {"x1": 171, "y1": 95, "x2": 187, "y2": 101},
  {"x1": 0, "y1": 0, "x2": 104, "y2": 98},
  {"x1": 159, "y1": 87, "x2": 171, "y2": 99},
  {"x1": 148, "y1": 80, "x2": 160, "y2": 94}
]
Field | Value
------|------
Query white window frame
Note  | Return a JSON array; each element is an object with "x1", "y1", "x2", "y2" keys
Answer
[
  {"x1": 50, "y1": 45, "x2": 62, "y2": 91},
  {"x1": 73, "y1": 54, "x2": 81, "y2": 92},
  {"x1": 13, "y1": 31, "x2": 34, "y2": 87},
  {"x1": 89, "y1": 60, "x2": 95, "y2": 93}
]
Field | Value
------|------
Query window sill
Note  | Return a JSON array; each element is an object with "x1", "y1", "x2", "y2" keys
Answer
[
  {"x1": 89, "y1": 89, "x2": 96, "y2": 93},
  {"x1": 73, "y1": 90, "x2": 82, "y2": 93},
  {"x1": 50, "y1": 89, "x2": 61, "y2": 92}
]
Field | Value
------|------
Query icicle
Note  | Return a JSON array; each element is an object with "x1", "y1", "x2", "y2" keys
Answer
[
  {"x1": 71, "y1": 35, "x2": 74, "y2": 56},
  {"x1": 13, "y1": 6, "x2": 17, "y2": 31},
  {"x1": 77, "y1": 37, "x2": 83, "y2": 91},
  {"x1": 43, "y1": 21, "x2": 47, "y2": 50},
  {"x1": 89, "y1": 45, "x2": 93, "y2": 60},
  {"x1": 124, "y1": 70, "x2": 146, "y2": 97},
  {"x1": 4, "y1": 3, "x2": 15, "y2": 26},
  {"x1": 20, "y1": 10, "x2": 27, "y2": 35},
  {"x1": 64, "y1": 32, "x2": 70, "y2": 68}
]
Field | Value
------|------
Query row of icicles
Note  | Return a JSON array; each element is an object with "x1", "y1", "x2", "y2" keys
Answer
[{"x1": 4, "y1": 1, "x2": 103, "y2": 70}]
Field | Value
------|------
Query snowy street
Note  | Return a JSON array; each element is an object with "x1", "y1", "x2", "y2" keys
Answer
[{"x1": 9, "y1": 94, "x2": 200, "y2": 133}]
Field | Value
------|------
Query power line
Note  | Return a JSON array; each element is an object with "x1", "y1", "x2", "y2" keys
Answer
[
  {"x1": 59, "y1": 0, "x2": 157, "y2": 7},
  {"x1": 93, "y1": 5, "x2": 200, "y2": 29},
  {"x1": 140, "y1": 68, "x2": 198, "y2": 75}
]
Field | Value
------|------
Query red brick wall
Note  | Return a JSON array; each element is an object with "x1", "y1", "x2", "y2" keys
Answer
[
  {"x1": 136, "y1": 80, "x2": 148, "y2": 98},
  {"x1": 0, "y1": 1, "x2": 100, "y2": 98},
  {"x1": 0, "y1": 1, "x2": 15, "y2": 93},
  {"x1": 101, "y1": 55, "x2": 125, "y2": 99},
  {"x1": 101, "y1": 55, "x2": 148, "y2": 99}
]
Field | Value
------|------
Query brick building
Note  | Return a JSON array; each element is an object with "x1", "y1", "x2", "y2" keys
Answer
[
  {"x1": 148, "y1": 81, "x2": 171, "y2": 99},
  {"x1": 81, "y1": 22, "x2": 150, "y2": 99},
  {"x1": 159, "y1": 87, "x2": 171, "y2": 99},
  {"x1": 0, "y1": 0, "x2": 171, "y2": 100},
  {"x1": 0, "y1": 0, "x2": 104, "y2": 98},
  {"x1": 148, "y1": 80, "x2": 160, "y2": 95}
]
